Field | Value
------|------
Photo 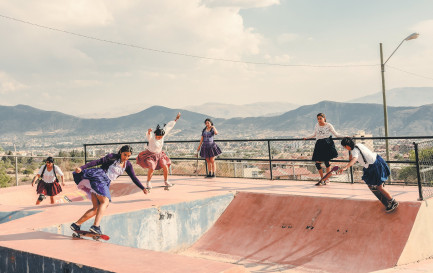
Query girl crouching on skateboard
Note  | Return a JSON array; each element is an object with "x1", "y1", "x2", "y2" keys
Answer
[
  {"x1": 136, "y1": 112, "x2": 181, "y2": 189},
  {"x1": 338, "y1": 137, "x2": 398, "y2": 213},
  {"x1": 70, "y1": 145, "x2": 147, "y2": 235},
  {"x1": 31, "y1": 157, "x2": 65, "y2": 205}
]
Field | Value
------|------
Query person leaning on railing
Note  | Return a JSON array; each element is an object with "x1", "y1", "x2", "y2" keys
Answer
[{"x1": 304, "y1": 112, "x2": 343, "y2": 186}]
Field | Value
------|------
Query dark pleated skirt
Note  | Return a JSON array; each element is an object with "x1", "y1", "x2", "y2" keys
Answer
[
  {"x1": 312, "y1": 138, "x2": 338, "y2": 161},
  {"x1": 36, "y1": 180, "x2": 62, "y2": 196},
  {"x1": 200, "y1": 142, "x2": 222, "y2": 158}
]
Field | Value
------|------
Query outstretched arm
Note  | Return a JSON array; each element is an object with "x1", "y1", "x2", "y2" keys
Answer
[
  {"x1": 175, "y1": 112, "x2": 181, "y2": 122},
  {"x1": 304, "y1": 124, "x2": 317, "y2": 140},
  {"x1": 75, "y1": 154, "x2": 114, "y2": 173},
  {"x1": 338, "y1": 155, "x2": 358, "y2": 174},
  {"x1": 328, "y1": 124, "x2": 343, "y2": 138},
  {"x1": 125, "y1": 162, "x2": 147, "y2": 194}
]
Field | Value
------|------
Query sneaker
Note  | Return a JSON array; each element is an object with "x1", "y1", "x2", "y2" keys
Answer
[
  {"x1": 38, "y1": 194, "x2": 46, "y2": 202},
  {"x1": 146, "y1": 181, "x2": 152, "y2": 189},
  {"x1": 386, "y1": 200, "x2": 399, "y2": 213},
  {"x1": 90, "y1": 225, "x2": 102, "y2": 235},
  {"x1": 70, "y1": 223, "x2": 81, "y2": 232},
  {"x1": 205, "y1": 174, "x2": 212, "y2": 178},
  {"x1": 164, "y1": 181, "x2": 173, "y2": 187},
  {"x1": 211, "y1": 173, "x2": 216, "y2": 178}
]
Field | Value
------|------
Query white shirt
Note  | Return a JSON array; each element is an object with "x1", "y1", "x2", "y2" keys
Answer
[
  {"x1": 307, "y1": 123, "x2": 341, "y2": 140},
  {"x1": 351, "y1": 143, "x2": 377, "y2": 168},
  {"x1": 146, "y1": 120, "x2": 176, "y2": 153},
  {"x1": 106, "y1": 160, "x2": 126, "y2": 181},
  {"x1": 37, "y1": 165, "x2": 64, "y2": 183}
]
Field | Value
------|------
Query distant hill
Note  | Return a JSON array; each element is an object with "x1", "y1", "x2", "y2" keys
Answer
[
  {"x1": 1, "y1": 102, "x2": 433, "y2": 148},
  {"x1": 216, "y1": 101, "x2": 433, "y2": 137},
  {"x1": 184, "y1": 102, "x2": 299, "y2": 119},
  {"x1": 0, "y1": 104, "x2": 210, "y2": 137},
  {"x1": 347, "y1": 87, "x2": 433, "y2": 106}
]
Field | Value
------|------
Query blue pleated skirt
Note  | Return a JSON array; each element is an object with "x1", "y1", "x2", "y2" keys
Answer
[
  {"x1": 362, "y1": 155, "x2": 390, "y2": 186},
  {"x1": 74, "y1": 168, "x2": 112, "y2": 201}
]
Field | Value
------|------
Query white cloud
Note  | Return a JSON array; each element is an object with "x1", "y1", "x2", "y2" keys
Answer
[
  {"x1": 0, "y1": 0, "x2": 113, "y2": 27},
  {"x1": 0, "y1": 72, "x2": 26, "y2": 94}
]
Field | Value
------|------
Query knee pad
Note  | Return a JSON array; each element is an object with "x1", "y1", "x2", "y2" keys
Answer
[
  {"x1": 368, "y1": 185, "x2": 377, "y2": 190},
  {"x1": 38, "y1": 194, "x2": 46, "y2": 202},
  {"x1": 315, "y1": 163, "x2": 322, "y2": 170},
  {"x1": 324, "y1": 161, "x2": 330, "y2": 168}
]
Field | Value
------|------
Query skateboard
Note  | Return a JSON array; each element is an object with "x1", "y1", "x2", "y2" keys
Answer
[
  {"x1": 63, "y1": 196, "x2": 72, "y2": 202},
  {"x1": 369, "y1": 185, "x2": 399, "y2": 212},
  {"x1": 72, "y1": 230, "x2": 110, "y2": 241},
  {"x1": 315, "y1": 166, "x2": 339, "y2": 186},
  {"x1": 146, "y1": 184, "x2": 174, "y2": 192}
]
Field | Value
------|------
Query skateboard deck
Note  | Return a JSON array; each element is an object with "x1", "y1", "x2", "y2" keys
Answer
[
  {"x1": 369, "y1": 185, "x2": 399, "y2": 212},
  {"x1": 316, "y1": 166, "x2": 339, "y2": 186},
  {"x1": 72, "y1": 230, "x2": 110, "y2": 241},
  {"x1": 146, "y1": 184, "x2": 174, "y2": 192}
]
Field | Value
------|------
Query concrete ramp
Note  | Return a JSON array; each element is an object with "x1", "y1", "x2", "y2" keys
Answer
[{"x1": 190, "y1": 192, "x2": 422, "y2": 273}]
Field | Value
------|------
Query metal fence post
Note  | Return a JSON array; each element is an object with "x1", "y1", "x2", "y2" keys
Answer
[
  {"x1": 414, "y1": 142, "x2": 424, "y2": 201},
  {"x1": 348, "y1": 150, "x2": 354, "y2": 183},
  {"x1": 268, "y1": 140, "x2": 273, "y2": 180},
  {"x1": 84, "y1": 144, "x2": 87, "y2": 163},
  {"x1": 14, "y1": 144, "x2": 18, "y2": 186}
]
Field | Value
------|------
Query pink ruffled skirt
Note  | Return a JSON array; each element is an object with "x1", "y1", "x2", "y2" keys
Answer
[{"x1": 136, "y1": 150, "x2": 171, "y2": 171}]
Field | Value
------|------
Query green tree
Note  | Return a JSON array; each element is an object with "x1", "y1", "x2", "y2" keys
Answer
[{"x1": 0, "y1": 166, "x2": 12, "y2": 188}]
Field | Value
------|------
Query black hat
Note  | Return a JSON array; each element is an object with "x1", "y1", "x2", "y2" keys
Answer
[{"x1": 46, "y1": 157, "x2": 54, "y2": 163}]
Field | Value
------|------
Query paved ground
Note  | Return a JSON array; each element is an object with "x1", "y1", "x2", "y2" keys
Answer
[{"x1": 1, "y1": 175, "x2": 432, "y2": 272}]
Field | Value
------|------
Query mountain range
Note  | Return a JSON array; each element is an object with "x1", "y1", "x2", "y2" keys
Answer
[
  {"x1": 347, "y1": 87, "x2": 433, "y2": 106},
  {"x1": 1, "y1": 100, "x2": 433, "y2": 146}
]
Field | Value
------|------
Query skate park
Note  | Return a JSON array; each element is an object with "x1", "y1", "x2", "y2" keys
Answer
[{"x1": 2, "y1": 174, "x2": 433, "y2": 273}]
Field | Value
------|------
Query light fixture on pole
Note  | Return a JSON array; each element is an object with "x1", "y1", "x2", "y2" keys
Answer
[{"x1": 379, "y1": 32, "x2": 419, "y2": 162}]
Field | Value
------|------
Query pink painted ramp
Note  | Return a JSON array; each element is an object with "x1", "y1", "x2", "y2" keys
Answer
[{"x1": 191, "y1": 192, "x2": 421, "y2": 273}]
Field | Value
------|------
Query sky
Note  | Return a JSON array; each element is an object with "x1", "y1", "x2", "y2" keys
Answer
[{"x1": 0, "y1": 0, "x2": 432, "y2": 117}]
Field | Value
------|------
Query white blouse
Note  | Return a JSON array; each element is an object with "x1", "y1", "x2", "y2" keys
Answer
[
  {"x1": 351, "y1": 143, "x2": 377, "y2": 168},
  {"x1": 37, "y1": 165, "x2": 64, "y2": 183},
  {"x1": 145, "y1": 120, "x2": 176, "y2": 153},
  {"x1": 307, "y1": 123, "x2": 341, "y2": 140},
  {"x1": 106, "y1": 160, "x2": 126, "y2": 181}
]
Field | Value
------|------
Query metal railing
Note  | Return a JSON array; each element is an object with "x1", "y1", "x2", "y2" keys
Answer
[{"x1": 82, "y1": 136, "x2": 433, "y2": 201}]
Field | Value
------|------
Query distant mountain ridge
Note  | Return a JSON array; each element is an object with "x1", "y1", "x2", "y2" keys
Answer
[
  {"x1": 184, "y1": 102, "x2": 299, "y2": 119},
  {"x1": 1, "y1": 101, "x2": 433, "y2": 144},
  {"x1": 347, "y1": 87, "x2": 433, "y2": 106}
]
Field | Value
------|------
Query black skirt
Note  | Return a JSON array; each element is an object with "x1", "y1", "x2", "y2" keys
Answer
[{"x1": 312, "y1": 137, "x2": 338, "y2": 162}]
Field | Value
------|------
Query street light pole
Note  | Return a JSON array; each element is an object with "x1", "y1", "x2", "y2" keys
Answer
[
  {"x1": 379, "y1": 43, "x2": 390, "y2": 162},
  {"x1": 379, "y1": 33, "x2": 419, "y2": 162}
]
